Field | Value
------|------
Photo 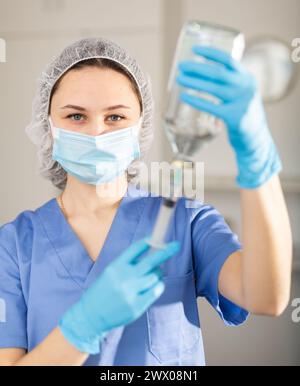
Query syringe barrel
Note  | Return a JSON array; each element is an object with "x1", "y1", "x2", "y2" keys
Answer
[{"x1": 149, "y1": 198, "x2": 176, "y2": 249}]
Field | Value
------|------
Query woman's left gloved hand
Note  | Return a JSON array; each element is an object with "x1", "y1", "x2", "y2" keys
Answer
[{"x1": 176, "y1": 45, "x2": 282, "y2": 189}]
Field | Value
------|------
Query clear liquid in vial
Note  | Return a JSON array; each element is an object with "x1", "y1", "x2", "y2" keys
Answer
[
  {"x1": 163, "y1": 21, "x2": 245, "y2": 160},
  {"x1": 164, "y1": 86, "x2": 224, "y2": 158}
]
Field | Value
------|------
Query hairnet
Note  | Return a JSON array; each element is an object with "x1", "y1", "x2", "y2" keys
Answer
[{"x1": 25, "y1": 37, "x2": 155, "y2": 190}]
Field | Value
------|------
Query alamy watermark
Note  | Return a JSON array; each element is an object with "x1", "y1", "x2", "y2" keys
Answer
[
  {"x1": 291, "y1": 38, "x2": 300, "y2": 63},
  {"x1": 0, "y1": 38, "x2": 6, "y2": 63},
  {"x1": 95, "y1": 160, "x2": 205, "y2": 208},
  {"x1": 0, "y1": 298, "x2": 6, "y2": 323},
  {"x1": 291, "y1": 298, "x2": 300, "y2": 323}
]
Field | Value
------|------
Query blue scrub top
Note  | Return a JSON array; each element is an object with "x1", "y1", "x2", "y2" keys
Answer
[{"x1": 0, "y1": 184, "x2": 249, "y2": 365}]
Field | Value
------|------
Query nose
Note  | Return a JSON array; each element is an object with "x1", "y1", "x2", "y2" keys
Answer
[{"x1": 84, "y1": 118, "x2": 109, "y2": 136}]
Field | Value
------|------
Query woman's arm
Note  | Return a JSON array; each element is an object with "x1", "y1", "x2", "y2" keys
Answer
[
  {"x1": 177, "y1": 46, "x2": 293, "y2": 316},
  {"x1": 0, "y1": 328, "x2": 88, "y2": 366},
  {"x1": 219, "y1": 173, "x2": 293, "y2": 316}
]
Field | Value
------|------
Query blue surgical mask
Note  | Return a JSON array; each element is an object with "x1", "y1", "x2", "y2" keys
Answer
[{"x1": 49, "y1": 116, "x2": 142, "y2": 185}]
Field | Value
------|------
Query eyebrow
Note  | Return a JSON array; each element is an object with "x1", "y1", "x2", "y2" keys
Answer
[{"x1": 60, "y1": 104, "x2": 131, "y2": 112}]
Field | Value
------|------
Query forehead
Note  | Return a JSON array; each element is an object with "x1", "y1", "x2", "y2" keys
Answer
[
  {"x1": 52, "y1": 67, "x2": 140, "y2": 107},
  {"x1": 58, "y1": 67, "x2": 133, "y2": 91}
]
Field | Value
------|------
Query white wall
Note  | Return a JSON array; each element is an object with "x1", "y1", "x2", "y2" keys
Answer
[{"x1": 0, "y1": 0, "x2": 299, "y2": 365}]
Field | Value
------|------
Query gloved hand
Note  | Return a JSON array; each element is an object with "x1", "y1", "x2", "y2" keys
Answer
[
  {"x1": 176, "y1": 45, "x2": 282, "y2": 189},
  {"x1": 59, "y1": 238, "x2": 180, "y2": 354}
]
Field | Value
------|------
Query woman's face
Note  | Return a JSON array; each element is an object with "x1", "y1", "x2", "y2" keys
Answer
[{"x1": 49, "y1": 67, "x2": 141, "y2": 136}]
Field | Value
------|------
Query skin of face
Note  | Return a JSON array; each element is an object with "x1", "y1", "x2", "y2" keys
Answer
[{"x1": 49, "y1": 66, "x2": 142, "y2": 136}]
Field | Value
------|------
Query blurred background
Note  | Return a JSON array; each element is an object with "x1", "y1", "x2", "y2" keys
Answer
[{"x1": 0, "y1": 0, "x2": 299, "y2": 365}]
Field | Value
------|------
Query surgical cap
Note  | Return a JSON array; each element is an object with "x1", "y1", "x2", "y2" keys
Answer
[{"x1": 25, "y1": 37, "x2": 155, "y2": 190}]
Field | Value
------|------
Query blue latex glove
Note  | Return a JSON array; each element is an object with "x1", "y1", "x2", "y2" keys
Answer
[
  {"x1": 176, "y1": 45, "x2": 282, "y2": 189},
  {"x1": 59, "y1": 238, "x2": 180, "y2": 354}
]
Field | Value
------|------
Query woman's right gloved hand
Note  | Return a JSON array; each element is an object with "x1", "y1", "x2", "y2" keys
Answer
[{"x1": 58, "y1": 238, "x2": 180, "y2": 354}]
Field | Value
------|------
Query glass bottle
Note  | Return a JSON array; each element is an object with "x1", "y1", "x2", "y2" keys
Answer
[{"x1": 163, "y1": 20, "x2": 245, "y2": 160}]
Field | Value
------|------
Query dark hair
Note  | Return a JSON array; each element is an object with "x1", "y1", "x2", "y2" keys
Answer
[{"x1": 49, "y1": 58, "x2": 143, "y2": 113}]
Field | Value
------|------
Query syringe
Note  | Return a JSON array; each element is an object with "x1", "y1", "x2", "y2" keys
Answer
[
  {"x1": 147, "y1": 159, "x2": 191, "y2": 252},
  {"x1": 147, "y1": 198, "x2": 177, "y2": 250}
]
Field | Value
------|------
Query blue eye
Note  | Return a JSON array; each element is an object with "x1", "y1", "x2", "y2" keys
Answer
[
  {"x1": 68, "y1": 113, "x2": 84, "y2": 121},
  {"x1": 108, "y1": 114, "x2": 124, "y2": 122}
]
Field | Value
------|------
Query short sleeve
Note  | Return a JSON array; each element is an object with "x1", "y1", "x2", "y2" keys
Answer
[
  {"x1": 191, "y1": 204, "x2": 249, "y2": 326},
  {"x1": 0, "y1": 223, "x2": 28, "y2": 349}
]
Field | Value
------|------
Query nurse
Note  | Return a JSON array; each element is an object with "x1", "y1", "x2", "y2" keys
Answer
[{"x1": 0, "y1": 37, "x2": 293, "y2": 366}]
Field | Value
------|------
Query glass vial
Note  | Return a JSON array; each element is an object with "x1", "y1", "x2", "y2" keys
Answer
[{"x1": 163, "y1": 20, "x2": 245, "y2": 160}]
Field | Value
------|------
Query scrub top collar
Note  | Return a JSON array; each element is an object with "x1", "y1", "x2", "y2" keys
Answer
[{"x1": 36, "y1": 183, "x2": 148, "y2": 290}]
